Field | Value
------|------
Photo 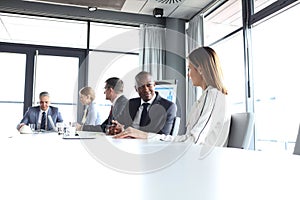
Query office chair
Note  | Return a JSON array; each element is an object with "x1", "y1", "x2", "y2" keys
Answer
[
  {"x1": 227, "y1": 112, "x2": 255, "y2": 149},
  {"x1": 293, "y1": 124, "x2": 300, "y2": 155},
  {"x1": 171, "y1": 117, "x2": 181, "y2": 136}
]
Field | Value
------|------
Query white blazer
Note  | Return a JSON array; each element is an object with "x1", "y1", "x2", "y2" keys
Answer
[{"x1": 148, "y1": 86, "x2": 231, "y2": 147}]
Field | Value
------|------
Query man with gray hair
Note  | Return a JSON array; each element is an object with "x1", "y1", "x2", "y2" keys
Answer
[{"x1": 17, "y1": 91, "x2": 63, "y2": 132}]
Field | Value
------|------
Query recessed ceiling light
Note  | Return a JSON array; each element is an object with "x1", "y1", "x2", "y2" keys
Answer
[{"x1": 88, "y1": 6, "x2": 97, "y2": 12}]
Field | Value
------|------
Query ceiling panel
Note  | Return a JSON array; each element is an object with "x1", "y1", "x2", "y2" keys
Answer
[
  {"x1": 34, "y1": 0, "x2": 126, "y2": 10},
  {"x1": 139, "y1": 1, "x2": 180, "y2": 17},
  {"x1": 22, "y1": 0, "x2": 217, "y2": 20},
  {"x1": 121, "y1": 0, "x2": 147, "y2": 13},
  {"x1": 181, "y1": 0, "x2": 212, "y2": 8},
  {"x1": 169, "y1": 6, "x2": 204, "y2": 20}
]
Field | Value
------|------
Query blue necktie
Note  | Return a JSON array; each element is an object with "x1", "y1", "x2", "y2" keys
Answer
[
  {"x1": 139, "y1": 103, "x2": 150, "y2": 127},
  {"x1": 41, "y1": 112, "x2": 46, "y2": 130}
]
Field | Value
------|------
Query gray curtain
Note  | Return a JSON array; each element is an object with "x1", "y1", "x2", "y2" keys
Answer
[
  {"x1": 139, "y1": 24, "x2": 165, "y2": 80},
  {"x1": 186, "y1": 14, "x2": 204, "y2": 116}
]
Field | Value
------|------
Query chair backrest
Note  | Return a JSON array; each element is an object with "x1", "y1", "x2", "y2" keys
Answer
[
  {"x1": 171, "y1": 117, "x2": 181, "y2": 136},
  {"x1": 293, "y1": 124, "x2": 300, "y2": 155},
  {"x1": 227, "y1": 112, "x2": 254, "y2": 149}
]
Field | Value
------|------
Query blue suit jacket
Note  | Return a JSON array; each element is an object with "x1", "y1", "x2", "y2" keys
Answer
[{"x1": 18, "y1": 106, "x2": 63, "y2": 131}]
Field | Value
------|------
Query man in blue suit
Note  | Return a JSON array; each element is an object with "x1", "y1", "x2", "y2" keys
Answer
[{"x1": 17, "y1": 91, "x2": 63, "y2": 131}]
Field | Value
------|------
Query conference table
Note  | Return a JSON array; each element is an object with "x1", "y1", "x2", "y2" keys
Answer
[{"x1": 1, "y1": 131, "x2": 300, "y2": 200}]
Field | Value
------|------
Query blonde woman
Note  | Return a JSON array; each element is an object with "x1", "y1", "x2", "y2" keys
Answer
[
  {"x1": 78, "y1": 86, "x2": 101, "y2": 126},
  {"x1": 114, "y1": 46, "x2": 231, "y2": 147}
]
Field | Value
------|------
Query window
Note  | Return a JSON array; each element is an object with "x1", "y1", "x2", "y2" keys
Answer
[
  {"x1": 254, "y1": 0, "x2": 277, "y2": 13},
  {"x1": 90, "y1": 22, "x2": 139, "y2": 53},
  {"x1": 212, "y1": 31, "x2": 246, "y2": 113},
  {"x1": 1, "y1": 12, "x2": 139, "y2": 126},
  {"x1": 0, "y1": 52, "x2": 26, "y2": 135},
  {"x1": 89, "y1": 23, "x2": 140, "y2": 123},
  {"x1": 204, "y1": 0, "x2": 242, "y2": 46},
  {"x1": 204, "y1": 0, "x2": 246, "y2": 113},
  {"x1": 0, "y1": 13, "x2": 87, "y2": 48},
  {"x1": 252, "y1": 3, "x2": 300, "y2": 152},
  {"x1": 34, "y1": 54, "x2": 79, "y2": 123},
  {"x1": 88, "y1": 51, "x2": 139, "y2": 122}
]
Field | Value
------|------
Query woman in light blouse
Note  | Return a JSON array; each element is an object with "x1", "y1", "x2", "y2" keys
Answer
[
  {"x1": 78, "y1": 86, "x2": 101, "y2": 126},
  {"x1": 114, "y1": 46, "x2": 231, "y2": 147}
]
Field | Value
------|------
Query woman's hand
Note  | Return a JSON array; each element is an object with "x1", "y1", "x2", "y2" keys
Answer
[
  {"x1": 75, "y1": 123, "x2": 82, "y2": 131},
  {"x1": 113, "y1": 127, "x2": 148, "y2": 139}
]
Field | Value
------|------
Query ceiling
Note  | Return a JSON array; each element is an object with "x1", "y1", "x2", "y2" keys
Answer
[{"x1": 23, "y1": 0, "x2": 217, "y2": 20}]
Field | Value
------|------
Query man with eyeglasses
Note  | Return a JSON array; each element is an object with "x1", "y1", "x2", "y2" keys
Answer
[{"x1": 17, "y1": 91, "x2": 63, "y2": 132}]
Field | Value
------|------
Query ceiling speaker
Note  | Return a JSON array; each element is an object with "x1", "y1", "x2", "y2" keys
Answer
[{"x1": 153, "y1": 8, "x2": 164, "y2": 18}]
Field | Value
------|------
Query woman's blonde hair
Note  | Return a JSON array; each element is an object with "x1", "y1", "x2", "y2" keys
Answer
[
  {"x1": 79, "y1": 86, "x2": 96, "y2": 101},
  {"x1": 188, "y1": 46, "x2": 228, "y2": 95}
]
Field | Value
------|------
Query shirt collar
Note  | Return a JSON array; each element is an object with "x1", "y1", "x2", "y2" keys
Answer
[
  {"x1": 40, "y1": 108, "x2": 49, "y2": 114},
  {"x1": 112, "y1": 94, "x2": 122, "y2": 106}
]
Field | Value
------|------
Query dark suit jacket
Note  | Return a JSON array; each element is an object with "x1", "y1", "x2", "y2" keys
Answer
[
  {"x1": 118, "y1": 92, "x2": 176, "y2": 135},
  {"x1": 83, "y1": 92, "x2": 176, "y2": 135},
  {"x1": 100, "y1": 95, "x2": 128, "y2": 131},
  {"x1": 18, "y1": 106, "x2": 63, "y2": 130}
]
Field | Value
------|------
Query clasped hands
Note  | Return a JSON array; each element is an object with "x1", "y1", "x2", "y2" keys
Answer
[{"x1": 108, "y1": 120, "x2": 148, "y2": 139}]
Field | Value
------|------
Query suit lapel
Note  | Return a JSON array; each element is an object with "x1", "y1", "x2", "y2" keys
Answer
[
  {"x1": 47, "y1": 107, "x2": 52, "y2": 130},
  {"x1": 34, "y1": 107, "x2": 40, "y2": 127},
  {"x1": 129, "y1": 99, "x2": 140, "y2": 120}
]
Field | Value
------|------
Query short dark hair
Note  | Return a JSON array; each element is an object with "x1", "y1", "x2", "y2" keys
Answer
[
  {"x1": 135, "y1": 71, "x2": 154, "y2": 88},
  {"x1": 105, "y1": 77, "x2": 124, "y2": 94}
]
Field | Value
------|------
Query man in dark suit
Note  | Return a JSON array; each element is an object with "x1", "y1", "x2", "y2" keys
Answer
[
  {"x1": 82, "y1": 71, "x2": 176, "y2": 135},
  {"x1": 17, "y1": 91, "x2": 63, "y2": 131},
  {"x1": 101, "y1": 77, "x2": 128, "y2": 131},
  {"x1": 118, "y1": 71, "x2": 176, "y2": 135}
]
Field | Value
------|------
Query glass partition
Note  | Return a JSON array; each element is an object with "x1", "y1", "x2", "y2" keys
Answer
[
  {"x1": 252, "y1": 3, "x2": 300, "y2": 152},
  {"x1": 0, "y1": 52, "x2": 26, "y2": 136}
]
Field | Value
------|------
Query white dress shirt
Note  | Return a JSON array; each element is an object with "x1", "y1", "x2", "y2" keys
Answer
[
  {"x1": 38, "y1": 109, "x2": 49, "y2": 130},
  {"x1": 132, "y1": 93, "x2": 156, "y2": 129}
]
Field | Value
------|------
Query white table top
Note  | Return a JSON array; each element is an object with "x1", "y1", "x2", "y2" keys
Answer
[{"x1": 1, "y1": 132, "x2": 300, "y2": 200}]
